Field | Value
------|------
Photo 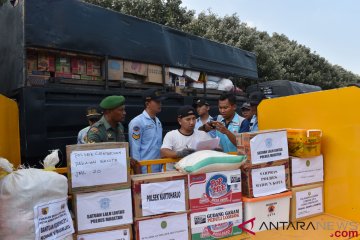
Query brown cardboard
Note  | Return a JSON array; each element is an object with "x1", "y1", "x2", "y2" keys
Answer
[
  {"x1": 27, "y1": 54, "x2": 38, "y2": 73},
  {"x1": 241, "y1": 159, "x2": 290, "y2": 198},
  {"x1": 86, "y1": 59, "x2": 101, "y2": 76},
  {"x1": 124, "y1": 61, "x2": 148, "y2": 76},
  {"x1": 38, "y1": 54, "x2": 55, "y2": 72},
  {"x1": 144, "y1": 64, "x2": 169, "y2": 84},
  {"x1": 131, "y1": 171, "x2": 189, "y2": 218},
  {"x1": 290, "y1": 183, "x2": 324, "y2": 222},
  {"x1": 108, "y1": 59, "x2": 124, "y2": 80},
  {"x1": 66, "y1": 142, "x2": 130, "y2": 193},
  {"x1": 75, "y1": 224, "x2": 133, "y2": 239},
  {"x1": 73, "y1": 188, "x2": 134, "y2": 234},
  {"x1": 236, "y1": 129, "x2": 289, "y2": 165},
  {"x1": 134, "y1": 212, "x2": 190, "y2": 240},
  {"x1": 71, "y1": 58, "x2": 87, "y2": 75}
]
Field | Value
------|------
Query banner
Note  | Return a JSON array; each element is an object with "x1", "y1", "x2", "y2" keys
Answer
[
  {"x1": 141, "y1": 180, "x2": 186, "y2": 216},
  {"x1": 34, "y1": 197, "x2": 74, "y2": 240}
]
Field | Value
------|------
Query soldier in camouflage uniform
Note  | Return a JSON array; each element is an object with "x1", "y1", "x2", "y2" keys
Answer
[{"x1": 87, "y1": 95, "x2": 126, "y2": 143}]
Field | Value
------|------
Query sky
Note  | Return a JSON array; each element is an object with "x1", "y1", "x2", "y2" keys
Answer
[{"x1": 181, "y1": 0, "x2": 359, "y2": 75}]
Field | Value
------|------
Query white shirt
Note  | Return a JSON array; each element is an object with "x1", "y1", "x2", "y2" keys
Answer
[{"x1": 161, "y1": 129, "x2": 212, "y2": 170}]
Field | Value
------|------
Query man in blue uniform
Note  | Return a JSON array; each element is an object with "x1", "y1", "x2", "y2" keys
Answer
[
  {"x1": 249, "y1": 91, "x2": 266, "y2": 132},
  {"x1": 205, "y1": 93, "x2": 249, "y2": 152},
  {"x1": 128, "y1": 89, "x2": 165, "y2": 173}
]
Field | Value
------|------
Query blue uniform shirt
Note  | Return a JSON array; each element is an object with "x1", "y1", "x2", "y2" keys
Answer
[
  {"x1": 250, "y1": 114, "x2": 258, "y2": 132},
  {"x1": 195, "y1": 115, "x2": 216, "y2": 138},
  {"x1": 128, "y1": 110, "x2": 163, "y2": 173},
  {"x1": 216, "y1": 113, "x2": 250, "y2": 152}
]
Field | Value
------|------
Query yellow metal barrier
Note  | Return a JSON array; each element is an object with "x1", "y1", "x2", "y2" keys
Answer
[
  {"x1": 0, "y1": 95, "x2": 20, "y2": 167},
  {"x1": 258, "y1": 86, "x2": 360, "y2": 223},
  {"x1": 138, "y1": 158, "x2": 179, "y2": 173}
]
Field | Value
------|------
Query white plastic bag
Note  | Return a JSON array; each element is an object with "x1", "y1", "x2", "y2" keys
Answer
[
  {"x1": 217, "y1": 78, "x2": 234, "y2": 91},
  {"x1": 0, "y1": 154, "x2": 73, "y2": 240}
]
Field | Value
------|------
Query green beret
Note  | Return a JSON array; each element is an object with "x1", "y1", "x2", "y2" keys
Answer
[{"x1": 100, "y1": 95, "x2": 125, "y2": 109}]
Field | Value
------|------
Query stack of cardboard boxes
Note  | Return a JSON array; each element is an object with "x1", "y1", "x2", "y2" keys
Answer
[
  {"x1": 66, "y1": 142, "x2": 133, "y2": 240},
  {"x1": 287, "y1": 129, "x2": 324, "y2": 222},
  {"x1": 131, "y1": 171, "x2": 190, "y2": 240},
  {"x1": 237, "y1": 129, "x2": 292, "y2": 232},
  {"x1": 188, "y1": 169, "x2": 243, "y2": 239}
]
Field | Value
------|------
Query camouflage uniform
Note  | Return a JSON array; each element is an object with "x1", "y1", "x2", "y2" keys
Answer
[{"x1": 87, "y1": 116, "x2": 125, "y2": 143}]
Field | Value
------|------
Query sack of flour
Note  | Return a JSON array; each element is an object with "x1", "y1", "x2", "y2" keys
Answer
[
  {"x1": 0, "y1": 151, "x2": 74, "y2": 240},
  {"x1": 175, "y1": 150, "x2": 246, "y2": 174}
]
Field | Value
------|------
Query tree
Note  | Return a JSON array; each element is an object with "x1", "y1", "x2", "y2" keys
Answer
[{"x1": 84, "y1": 0, "x2": 360, "y2": 89}]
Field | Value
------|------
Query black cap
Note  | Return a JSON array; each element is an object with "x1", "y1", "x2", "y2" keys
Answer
[
  {"x1": 177, "y1": 105, "x2": 196, "y2": 118},
  {"x1": 249, "y1": 91, "x2": 266, "y2": 106},
  {"x1": 86, "y1": 106, "x2": 101, "y2": 120},
  {"x1": 195, "y1": 99, "x2": 209, "y2": 107},
  {"x1": 142, "y1": 88, "x2": 166, "y2": 102},
  {"x1": 241, "y1": 102, "x2": 251, "y2": 110}
]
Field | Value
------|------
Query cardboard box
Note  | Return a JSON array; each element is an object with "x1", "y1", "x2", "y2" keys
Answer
[
  {"x1": 190, "y1": 202, "x2": 243, "y2": 240},
  {"x1": 108, "y1": 59, "x2": 124, "y2": 80},
  {"x1": 290, "y1": 183, "x2": 324, "y2": 221},
  {"x1": 134, "y1": 212, "x2": 190, "y2": 240},
  {"x1": 188, "y1": 170, "x2": 242, "y2": 211},
  {"x1": 55, "y1": 72, "x2": 80, "y2": 79},
  {"x1": 184, "y1": 70, "x2": 200, "y2": 81},
  {"x1": 132, "y1": 171, "x2": 188, "y2": 218},
  {"x1": 287, "y1": 129, "x2": 322, "y2": 158},
  {"x1": 241, "y1": 159, "x2": 290, "y2": 198},
  {"x1": 27, "y1": 54, "x2": 38, "y2": 72},
  {"x1": 290, "y1": 155, "x2": 324, "y2": 187},
  {"x1": 38, "y1": 54, "x2": 55, "y2": 72},
  {"x1": 86, "y1": 59, "x2": 101, "y2": 76},
  {"x1": 72, "y1": 58, "x2": 87, "y2": 75},
  {"x1": 124, "y1": 61, "x2": 148, "y2": 76},
  {"x1": 76, "y1": 225, "x2": 133, "y2": 240},
  {"x1": 66, "y1": 142, "x2": 130, "y2": 193},
  {"x1": 74, "y1": 189, "x2": 133, "y2": 234},
  {"x1": 236, "y1": 129, "x2": 289, "y2": 165},
  {"x1": 144, "y1": 64, "x2": 169, "y2": 84},
  {"x1": 56, "y1": 57, "x2": 71, "y2": 73},
  {"x1": 243, "y1": 191, "x2": 292, "y2": 232}
]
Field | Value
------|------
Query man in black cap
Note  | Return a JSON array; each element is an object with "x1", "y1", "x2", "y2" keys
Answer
[
  {"x1": 128, "y1": 89, "x2": 165, "y2": 173},
  {"x1": 77, "y1": 106, "x2": 102, "y2": 144},
  {"x1": 87, "y1": 95, "x2": 126, "y2": 143},
  {"x1": 195, "y1": 99, "x2": 216, "y2": 138},
  {"x1": 241, "y1": 102, "x2": 254, "y2": 121},
  {"x1": 161, "y1": 105, "x2": 212, "y2": 170},
  {"x1": 248, "y1": 91, "x2": 266, "y2": 132}
]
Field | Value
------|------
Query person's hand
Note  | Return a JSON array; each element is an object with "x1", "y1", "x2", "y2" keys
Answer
[
  {"x1": 213, "y1": 121, "x2": 228, "y2": 134},
  {"x1": 203, "y1": 122, "x2": 215, "y2": 132},
  {"x1": 130, "y1": 158, "x2": 141, "y2": 174},
  {"x1": 176, "y1": 148, "x2": 196, "y2": 158}
]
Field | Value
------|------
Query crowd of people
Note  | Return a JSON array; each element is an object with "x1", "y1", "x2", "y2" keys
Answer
[{"x1": 77, "y1": 89, "x2": 266, "y2": 174}]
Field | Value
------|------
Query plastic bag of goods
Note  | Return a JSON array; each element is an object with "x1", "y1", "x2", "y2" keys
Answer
[
  {"x1": 0, "y1": 151, "x2": 74, "y2": 240},
  {"x1": 175, "y1": 150, "x2": 246, "y2": 174},
  {"x1": 217, "y1": 78, "x2": 234, "y2": 91}
]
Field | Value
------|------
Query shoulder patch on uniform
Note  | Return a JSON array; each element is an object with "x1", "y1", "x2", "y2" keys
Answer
[
  {"x1": 90, "y1": 127, "x2": 99, "y2": 133},
  {"x1": 133, "y1": 126, "x2": 140, "y2": 132},
  {"x1": 132, "y1": 133, "x2": 140, "y2": 140}
]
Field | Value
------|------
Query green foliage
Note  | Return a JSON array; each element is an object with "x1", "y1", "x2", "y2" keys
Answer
[{"x1": 84, "y1": 0, "x2": 360, "y2": 89}]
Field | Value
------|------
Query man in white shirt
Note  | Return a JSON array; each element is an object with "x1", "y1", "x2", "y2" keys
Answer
[
  {"x1": 77, "y1": 107, "x2": 101, "y2": 144},
  {"x1": 161, "y1": 105, "x2": 212, "y2": 170}
]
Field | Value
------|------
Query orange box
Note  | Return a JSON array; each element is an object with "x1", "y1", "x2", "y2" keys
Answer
[
  {"x1": 287, "y1": 129, "x2": 322, "y2": 157},
  {"x1": 38, "y1": 54, "x2": 55, "y2": 72}
]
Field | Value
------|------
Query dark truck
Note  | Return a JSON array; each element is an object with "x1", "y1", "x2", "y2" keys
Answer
[
  {"x1": 247, "y1": 80, "x2": 321, "y2": 98},
  {"x1": 0, "y1": 0, "x2": 258, "y2": 167}
]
